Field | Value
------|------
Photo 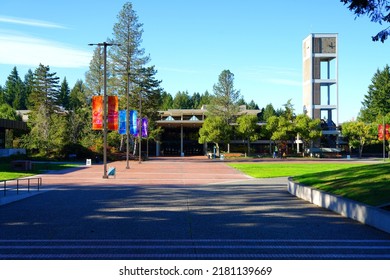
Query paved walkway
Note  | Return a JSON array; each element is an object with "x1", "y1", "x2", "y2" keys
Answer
[{"x1": 0, "y1": 157, "x2": 389, "y2": 259}]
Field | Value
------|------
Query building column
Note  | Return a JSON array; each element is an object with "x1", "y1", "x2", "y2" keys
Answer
[
  {"x1": 180, "y1": 125, "x2": 184, "y2": 156},
  {"x1": 0, "y1": 127, "x2": 6, "y2": 149},
  {"x1": 156, "y1": 141, "x2": 160, "y2": 157}
]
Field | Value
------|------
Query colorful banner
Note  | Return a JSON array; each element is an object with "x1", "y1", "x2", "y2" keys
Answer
[
  {"x1": 107, "y1": 96, "x2": 118, "y2": 131},
  {"x1": 118, "y1": 110, "x2": 127, "y2": 135},
  {"x1": 378, "y1": 124, "x2": 390, "y2": 140},
  {"x1": 130, "y1": 110, "x2": 138, "y2": 136},
  {"x1": 142, "y1": 118, "x2": 148, "y2": 138},
  {"x1": 92, "y1": 96, "x2": 103, "y2": 130}
]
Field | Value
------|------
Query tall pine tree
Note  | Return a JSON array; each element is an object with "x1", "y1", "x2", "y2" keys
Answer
[
  {"x1": 4, "y1": 67, "x2": 24, "y2": 109},
  {"x1": 24, "y1": 64, "x2": 62, "y2": 155},
  {"x1": 59, "y1": 77, "x2": 70, "y2": 110},
  {"x1": 360, "y1": 65, "x2": 390, "y2": 122},
  {"x1": 28, "y1": 64, "x2": 60, "y2": 113},
  {"x1": 85, "y1": 45, "x2": 104, "y2": 97},
  {"x1": 208, "y1": 70, "x2": 241, "y2": 124},
  {"x1": 109, "y1": 1, "x2": 150, "y2": 97}
]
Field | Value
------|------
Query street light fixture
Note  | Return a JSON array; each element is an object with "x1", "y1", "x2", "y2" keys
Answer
[{"x1": 88, "y1": 42, "x2": 120, "y2": 179}]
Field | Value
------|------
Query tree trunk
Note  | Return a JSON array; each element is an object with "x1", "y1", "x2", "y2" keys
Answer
[{"x1": 247, "y1": 138, "x2": 250, "y2": 157}]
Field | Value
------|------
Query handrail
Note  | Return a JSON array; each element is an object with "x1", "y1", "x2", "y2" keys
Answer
[{"x1": 1, "y1": 177, "x2": 42, "y2": 196}]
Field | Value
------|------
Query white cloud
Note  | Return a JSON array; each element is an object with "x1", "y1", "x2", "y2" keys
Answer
[
  {"x1": 0, "y1": 32, "x2": 91, "y2": 68},
  {"x1": 242, "y1": 66, "x2": 301, "y2": 87},
  {"x1": 0, "y1": 15, "x2": 67, "y2": 29}
]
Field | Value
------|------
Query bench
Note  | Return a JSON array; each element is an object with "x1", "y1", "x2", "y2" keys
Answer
[
  {"x1": 222, "y1": 153, "x2": 244, "y2": 158},
  {"x1": 107, "y1": 167, "x2": 116, "y2": 178}
]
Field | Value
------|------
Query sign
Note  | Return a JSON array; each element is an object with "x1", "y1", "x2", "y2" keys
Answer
[
  {"x1": 92, "y1": 96, "x2": 103, "y2": 130},
  {"x1": 378, "y1": 124, "x2": 390, "y2": 141}
]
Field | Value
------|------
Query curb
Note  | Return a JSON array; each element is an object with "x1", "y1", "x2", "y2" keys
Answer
[{"x1": 287, "y1": 177, "x2": 390, "y2": 234}]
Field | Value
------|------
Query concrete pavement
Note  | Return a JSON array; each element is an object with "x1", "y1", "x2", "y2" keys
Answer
[{"x1": 0, "y1": 157, "x2": 389, "y2": 259}]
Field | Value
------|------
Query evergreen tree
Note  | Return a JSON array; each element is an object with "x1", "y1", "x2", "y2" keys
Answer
[
  {"x1": 0, "y1": 85, "x2": 4, "y2": 105},
  {"x1": 66, "y1": 80, "x2": 90, "y2": 145},
  {"x1": 191, "y1": 92, "x2": 201, "y2": 109},
  {"x1": 160, "y1": 91, "x2": 173, "y2": 110},
  {"x1": 23, "y1": 69, "x2": 34, "y2": 109},
  {"x1": 59, "y1": 77, "x2": 70, "y2": 110},
  {"x1": 237, "y1": 96, "x2": 246, "y2": 106},
  {"x1": 199, "y1": 90, "x2": 212, "y2": 106},
  {"x1": 172, "y1": 91, "x2": 192, "y2": 109},
  {"x1": 130, "y1": 66, "x2": 163, "y2": 122},
  {"x1": 247, "y1": 100, "x2": 259, "y2": 110},
  {"x1": 262, "y1": 103, "x2": 276, "y2": 121},
  {"x1": 23, "y1": 64, "x2": 62, "y2": 155},
  {"x1": 69, "y1": 80, "x2": 88, "y2": 110},
  {"x1": 208, "y1": 70, "x2": 241, "y2": 124},
  {"x1": 109, "y1": 1, "x2": 149, "y2": 97},
  {"x1": 360, "y1": 65, "x2": 390, "y2": 122},
  {"x1": 85, "y1": 45, "x2": 104, "y2": 96},
  {"x1": 4, "y1": 67, "x2": 24, "y2": 109},
  {"x1": 28, "y1": 64, "x2": 60, "y2": 112}
]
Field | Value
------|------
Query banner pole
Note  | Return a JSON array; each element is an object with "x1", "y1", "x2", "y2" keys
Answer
[{"x1": 383, "y1": 117, "x2": 385, "y2": 162}]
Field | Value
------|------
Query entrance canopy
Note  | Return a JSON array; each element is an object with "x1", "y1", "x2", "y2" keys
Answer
[{"x1": 156, "y1": 108, "x2": 205, "y2": 128}]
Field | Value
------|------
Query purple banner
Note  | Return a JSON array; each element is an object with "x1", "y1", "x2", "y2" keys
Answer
[{"x1": 142, "y1": 118, "x2": 148, "y2": 138}]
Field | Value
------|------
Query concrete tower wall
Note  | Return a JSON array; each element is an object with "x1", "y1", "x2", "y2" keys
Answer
[{"x1": 302, "y1": 33, "x2": 338, "y2": 128}]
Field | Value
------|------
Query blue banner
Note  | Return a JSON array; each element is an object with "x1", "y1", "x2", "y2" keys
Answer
[
  {"x1": 118, "y1": 110, "x2": 127, "y2": 135},
  {"x1": 130, "y1": 110, "x2": 138, "y2": 136}
]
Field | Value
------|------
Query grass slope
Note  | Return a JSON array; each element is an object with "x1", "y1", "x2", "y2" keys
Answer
[
  {"x1": 0, "y1": 162, "x2": 80, "y2": 181},
  {"x1": 229, "y1": 162, "x2": 390, "y2": 206}
]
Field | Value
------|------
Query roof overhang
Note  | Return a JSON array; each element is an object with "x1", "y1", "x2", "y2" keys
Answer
[
  {"x1": 156, "y1": 120, "x2": 204, "y2": 128},
  {"x1": 0, "y1": 118, "x2": 28, "y2": 131}
]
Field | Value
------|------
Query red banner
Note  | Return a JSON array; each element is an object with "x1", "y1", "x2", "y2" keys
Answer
[
  {"x1": 378, "y1": 124, "x2": 390, "y2": 140},
  {"x1": 108, "y1": 96, "x2": 118, "y2": 131},
  {"x1": 92, "y1": 96, "x2": 103, "y2": 130}
]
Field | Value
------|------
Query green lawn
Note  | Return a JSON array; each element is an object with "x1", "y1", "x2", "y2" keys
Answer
[
  {"x1": 229, "y1": 162, "x2": 390, "y2": 206},
  {"x1": 0, "y1": 162, "x2": 81, "y2": 181},
  {"x1": 228, "y1": 162, "x2": 366, "y2": 178}
]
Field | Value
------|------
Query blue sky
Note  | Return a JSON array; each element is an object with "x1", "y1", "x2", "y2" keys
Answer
[{"x1": 0, "y1": 0, "x2": 389, "y2": 123}]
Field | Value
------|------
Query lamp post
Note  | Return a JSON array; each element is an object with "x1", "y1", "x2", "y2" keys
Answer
[
  {"x1": 126, "y1": 71, "x2": 130, "y2": 169},
  {"x1": 138, "y1": 87, "x2": 142, "y2": 164},
  {"x1": 88, "y1": 42, "x2": 120, "y2": 178}
]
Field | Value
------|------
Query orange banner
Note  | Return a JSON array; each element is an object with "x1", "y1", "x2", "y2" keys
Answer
[
  {"x1": 92, "y1": 96, "x2": 103, "y2": 130},
  {"x1": 108, "y1": 96, "x2": 118, "y2": 131},
  {"x1": 378, "y1": 124, "x2": 390, "y2": 141}
]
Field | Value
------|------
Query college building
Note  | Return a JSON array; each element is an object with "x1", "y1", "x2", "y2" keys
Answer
[{"x1": 155, "y1": 105, "x2": 262, "y2": 156}]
